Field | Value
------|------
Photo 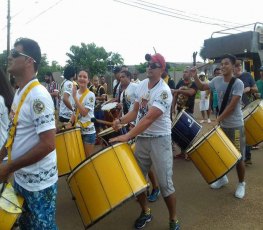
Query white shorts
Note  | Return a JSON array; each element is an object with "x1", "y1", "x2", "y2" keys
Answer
[{"x1": 199, "y1": 99, "x2": 209, "y2": 111}]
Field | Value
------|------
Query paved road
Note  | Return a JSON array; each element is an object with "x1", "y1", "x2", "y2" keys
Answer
[{"x1": 56, "y1": 104, "x2": 263, "y2": 230}]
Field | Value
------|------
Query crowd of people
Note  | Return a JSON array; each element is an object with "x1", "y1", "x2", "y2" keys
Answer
[{"x1": 0, "y1": 37, "x2": 263, "y2": 230}]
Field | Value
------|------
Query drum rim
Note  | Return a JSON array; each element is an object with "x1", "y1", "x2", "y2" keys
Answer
[
  {"x1": 101, "y1": 102, "x2": 118, "y2": 111},
  {"x1": 98, "y1": 127, "x2": 115, "y2": 137},
  {"x1": 172, "y1": 110, "x2": 185, "y2": 126},
  {"x1": 67, "y1": 142, "x2": 128, "y2": 181},
  {"x1": 72, "y1": 184, "x2": 148, "y2": 229},
  {"x1": 56, "y1": 127, "x2": 81, "y2": 135},
  {"x1": 242, "y1": 99, "x2": 262, "y2": 119},
  {"x1": 98, "y1": 125, "x2": 127, "y2": 137},
  {"x1": 186, "y1": 125, "x2": 220, "y2": 154}
]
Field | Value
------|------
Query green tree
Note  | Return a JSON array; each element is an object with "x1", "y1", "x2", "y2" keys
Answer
[
  {"x1": 66, "y1": 42, "x2": 123, "y2": 78},
  {"x1": 38, "y1": 54, "x2": 63, "y2": 82},
  {"x1": 135, "y1": 62, "x2": 147, "y2": 73}
]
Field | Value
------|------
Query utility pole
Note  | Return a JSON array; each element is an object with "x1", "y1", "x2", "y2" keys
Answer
[{"x1": 6, "y1": 0, "x2": 11, "y2": 78}]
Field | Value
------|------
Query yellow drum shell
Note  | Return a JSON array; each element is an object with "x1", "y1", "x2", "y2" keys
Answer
[
  {"x1": 67, "y1": 142, "x2": 147, "y2": 228},
  {"x1": 55, "y1": 128, "x2": 86, "y2": 177},
  {"x1": 187, "y1": 126, "x2": 241, "y2": 184},
  {"x1": 243, "y1": 99, "x2": 263, "y2": 145},
  {"x1": 0, "y1": 184, "x2": 24, "y2": 230}
]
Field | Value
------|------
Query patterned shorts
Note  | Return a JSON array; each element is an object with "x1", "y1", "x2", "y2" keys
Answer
[{"x1": 14, "y1": 181, "x2": 58, "y2": 230}]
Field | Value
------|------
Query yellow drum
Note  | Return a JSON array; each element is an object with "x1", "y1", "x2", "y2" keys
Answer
[
  {"x1": 186, "y1": 126, "x2": 241, "y2": 184},
  {"x1": 0, "y1": 183, "x2": 24, "y2": 229},
  {"x1": 55, "y1": 128, "x2": 86, "y2": 177},
  {"x1": 67, "y1": 142, "x2": 148, "y2": 228},
  {"x1": 243, "y1": 99, "x2": 263, "y2": 145}
]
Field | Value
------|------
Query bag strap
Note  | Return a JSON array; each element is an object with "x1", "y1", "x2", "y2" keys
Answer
[
  {"x1": 74, "y1": 89, "x2": 91, "y2": 127},
  {"x1": 219, "y1": 77, "x2": 237, "y2": 115},
  {"x1": 5, "y1": 81, "x2": 40, "y2": 162}
]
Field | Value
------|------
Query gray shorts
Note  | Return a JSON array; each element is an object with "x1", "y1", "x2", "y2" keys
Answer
[
  {"x1": 221, "y1": 126, "x2": 246, "y2": 161},
  {"x1": 135, "y1": 135, "x2": 175, "y2": 197}
]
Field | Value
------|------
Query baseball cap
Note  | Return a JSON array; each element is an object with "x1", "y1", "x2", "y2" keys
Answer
[
  {"x1": 199, "y1": 71, "x2": 205, "y2": 76},
  {"x1": 145, "y1": 53, "x2": 166, "y2": 70}
]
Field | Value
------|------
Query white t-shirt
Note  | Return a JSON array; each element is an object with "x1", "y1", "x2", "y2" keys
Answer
[
  {"x1": 135, "y1": 78, "x2": 172, "y2": 136},
  {"x1": 59, "y1": 79, "x2": 74, "y2": 119},
  {"x1": 132, "y1": 79, "x2": 141, "y2": 84},
  {"x1": 75, "y1": 90, "x2": 96, "y2": 135},
  {"x1": 113, "y1": 79, "x2": 118, "y2": 89},
  {"x1": 0, "y1": 96, "x2": 8, "y2": 149},
  {"x1": 120, "y1": 82, "x2": 138, "y2": 115},
  {"x1": 10, "y1": 79, "x2": 58, "y2": 191}
]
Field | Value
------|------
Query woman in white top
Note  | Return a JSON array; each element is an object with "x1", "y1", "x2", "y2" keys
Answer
[
  {"x1": 69, "y1": 70, "x2": 96, "y2": 157},
  {"x1": 0, "y1": 69, "x2": 14, "y2": 152}
]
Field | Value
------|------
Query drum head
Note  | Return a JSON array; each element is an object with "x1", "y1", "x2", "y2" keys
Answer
[
  {"x1": 186, "y1": 126, "x2": 219, "y2": 154},
  {"x1": 98, "y1": 127, "x2": 115, "y2": 137},
  {"x1": 172, "y1": 110, "x2": 185, "y2": 126},
  {"x1": 101, "y1": 102, "x2": 118, "y2": 111},
  {"x1": 243, "y1": 99, "x2": 262, "y2": 119}
]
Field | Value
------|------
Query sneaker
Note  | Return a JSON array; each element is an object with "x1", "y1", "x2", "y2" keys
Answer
[
  {"x1": 200, "y1": 120, "x2": 205, "y2": 124},
  {"x1": 134, "y1": 209, "x2": 152, "y2": 229},
  {"x1": 170, "y1": 220, "x2": 180, "y2": 230},
  {"x1": 207, "y1": 118, "x2": 211, "y2": 123},
  {"x1": 148, "y1": 188, "x2": 161, "y2": 202},
  {"x1": 235, "y1": 182, "x2": 246, "y2": 199},
  {"x1": 245, "y1": 159, "x2": 252, "y2": 165},
  {"x1": 210, "y1": 175, "x2": 229, "y2": 189}
]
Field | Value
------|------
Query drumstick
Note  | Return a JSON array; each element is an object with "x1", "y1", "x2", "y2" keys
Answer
[{"x1": 91, "y1": 117, "x2": 113, "y2": 126}]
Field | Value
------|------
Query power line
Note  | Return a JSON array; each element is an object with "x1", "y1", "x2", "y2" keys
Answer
[
  {"x1": 114, "y1": 0, "x2": 240, "y2": 29},
  {"x1": 25, "y1": 0, "x2": 64, "y2": 25},
  {"x1": 138, "y1": 0, "x2": 242, "y2": 27}
]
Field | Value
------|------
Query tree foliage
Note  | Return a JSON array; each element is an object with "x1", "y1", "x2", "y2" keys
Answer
[
  {"x1": 37, "y1": 54, "x2": 63, "y2": 82},
  {"x1": 135, "y1": 62, "x2": 147, "y2": 73},
  {"x1": 66, "y1": 42, "x2": 124, "y2": 78}
]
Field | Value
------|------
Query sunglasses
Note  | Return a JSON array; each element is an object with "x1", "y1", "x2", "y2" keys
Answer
[
  {"x1": 10, "y1": 49, "x2": 36, "y2": 63},
  {"x1": 147, "y1": 62, "x2": 162, "y2": 69}
]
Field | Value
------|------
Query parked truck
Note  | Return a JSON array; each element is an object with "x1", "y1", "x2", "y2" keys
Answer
[{"x1": 201, "y1": 22, "x2": 263, "y2": 80}]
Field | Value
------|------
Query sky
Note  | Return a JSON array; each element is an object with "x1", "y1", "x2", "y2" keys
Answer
[{"x1": 0, "y1": 0, "x2": 262, "y2": 66}]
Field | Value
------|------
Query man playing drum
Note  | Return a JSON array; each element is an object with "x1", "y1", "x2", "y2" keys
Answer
[
  {"x1": 110, "y1": 53, "x2": 180, "y2": 230},
  {"x1": 0, "y1": 38, "x2": 58, "y2": 229},
  {"x1": 191, "y1": 54, "x2": 246, "y2": 199}
]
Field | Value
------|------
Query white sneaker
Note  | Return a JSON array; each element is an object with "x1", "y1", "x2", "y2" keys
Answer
[
  {"x1": 207, "y1": 118, "x2": 211, "y2": 123},
  {"x1": 210, "y1": 175, "x2": 229, "y2": 189},
  {"x1": 200, "y1": 120, "x2": 205, "y2": 124},
  {"x1": 235, "y1": 182, "x2": 246, "y2": 199}
]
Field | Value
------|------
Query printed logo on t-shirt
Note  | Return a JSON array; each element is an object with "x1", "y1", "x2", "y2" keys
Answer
[{"x1": 33, "y1": 99, "x2": 45, "y2": 114}]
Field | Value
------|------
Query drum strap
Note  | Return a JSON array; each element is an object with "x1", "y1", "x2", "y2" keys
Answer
[
  {"x1": 219, "y1": 77, "x2": 236, "y2": 115},
  {"x1": 75, "y1": 89, "x2": 92, "y2": 128},
  {"x1": 5, "y1": 81, "x2": 40, "y2": 162}
]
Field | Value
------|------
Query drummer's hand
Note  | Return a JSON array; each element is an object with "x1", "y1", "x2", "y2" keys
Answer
[
  {"x1": 65, "y1": 122, "x2": 73, "y2": 129},
  {"x1": 244, "y1": 87, "x2": 251, "y2": 93},
  {"x1": 109, "y1": 133, "x2": 130, "y2": 143},
  {"x1": 0, "y1": 164, "x2": 10, "y2": 183},
  {"x1": 190, "y1": 67, "x2": 198, "y2": 78},
  {"x1": 112, "y1": 119, "x2": 121, "y2": 131},
  {"x1": 117, "y1": 103, "x2": 123, "y2": 110}
]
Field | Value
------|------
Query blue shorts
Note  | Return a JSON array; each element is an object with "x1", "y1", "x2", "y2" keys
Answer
[
  {"x1": 14, "y1": 181, "x2": 58, "y2": 230},
  {"x1": 82, "y1": 132, "x2": 96, "y2": 144}
]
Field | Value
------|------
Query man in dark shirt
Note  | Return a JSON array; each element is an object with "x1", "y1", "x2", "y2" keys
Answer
[{"x1": 172, "y1": 67, "x2": 198, "y2": 116}]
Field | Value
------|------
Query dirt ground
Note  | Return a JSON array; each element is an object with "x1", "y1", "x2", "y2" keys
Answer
[{"x1": 56, "y1": 101, "x2": 263, "y2": 230}]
